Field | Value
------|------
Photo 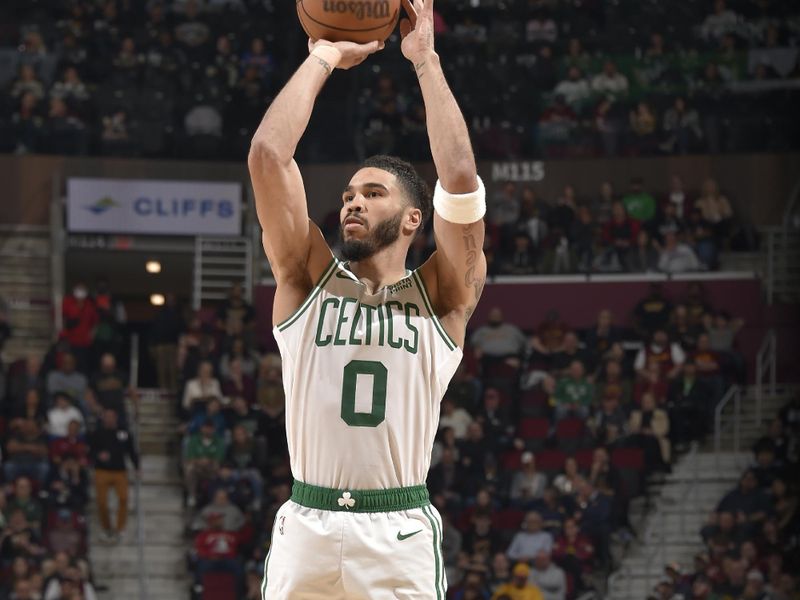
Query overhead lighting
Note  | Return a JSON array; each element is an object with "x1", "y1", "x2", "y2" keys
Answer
[
  {"x1": 145, "y1": 260, "x2": 161, "y2": 274},
  {"x1": 150, "y1": 294, "x2": 165, "y2": 306}
]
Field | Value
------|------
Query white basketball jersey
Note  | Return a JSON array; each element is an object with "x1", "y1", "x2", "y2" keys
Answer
[{"x1": 273, "y1": 258, "x2": 463, "y2": 490}]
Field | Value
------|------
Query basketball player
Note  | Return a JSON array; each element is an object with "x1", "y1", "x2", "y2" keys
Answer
[{"x1": 248, "y1": 0, "x2": 486, "y2": 597}]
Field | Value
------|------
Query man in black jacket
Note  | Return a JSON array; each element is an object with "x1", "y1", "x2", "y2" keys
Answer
[{"x1": 89, "y1": 409, "x2": 139, "y2": 542}]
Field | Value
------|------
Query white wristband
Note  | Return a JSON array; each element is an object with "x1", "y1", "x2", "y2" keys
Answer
[
  {"x1": 310, "y1": 45, "x2": 342, "y2": 72},
  {"x1": 433, "y1": 176, "x2": 486, "y2": 224}
]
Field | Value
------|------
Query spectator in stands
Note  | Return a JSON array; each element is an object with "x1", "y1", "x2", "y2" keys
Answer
[
  {"x1": 184, "y1": 418, "x2": 226, "y2": 508},
  {"x1": 6, "y1": 355, "x2": 43, "y2": 412},
  {"x1": 669, "y1": 361, "x2": 713, "y2": 445},
  {"x1": 46, "y1": 353, "x2": 88, "y2": 411},
  {"x1": 583, "y1": 309, "x2": 623, "y2": 366},
  {"x1": 510, "y1": 452, "x2": 547, "y2": 507},
  {"x1": 635, "y1": 329, "x2": 686, "y2": 380},
  {"x1": 599, "y1": 201, "x2": 639, "y2": 271},
  {"x1": 11, "y1": 92, "x2": 45, "y2": 154},
  {"x1": 655, "y1": 198, "x2": 687, "y2": 242},
  {"x1": 529, "y1": 310, "x2": 570, "y2": 360},
  {"x1": 10, "y1": 65, "x2": 45, "y2": 100},
  {"x1": 634, "y1": 359, "x2": 670, "y2": 406},
  {"x1": 716, "y1": 470, "x2": 771, "y2": 532},
  {"x1": 507, "y1": 512, "x2": 553, "y2": 563},
  {"x1": 569, "y1": 205, "x2": 597, "y2": 272},
  {"x1": 628, "y1": 102, "x2": 659, "y2": 155},
  {"x1": 701, "y1": 0, "x2": 741, "y2": 42},
  {"x1": 658, "y1": 232, "x2": 704, "y2": 274},
  {"x1": 634, "y1": 283, "x2": 674, "y2": 336},
  {"x1": 552, "y1": 457, "x2": 581, "y2": 496},
  {"x1": 553, "y1": 67, "x2": 591, "y2": 111},
  {"x1": 225, "y1": 425, "x2": 264, "y2": 509},
  {"x1": 661, "y1": 97, "x2": 703, "y2": 155},
  {"x1": 695, "y1": 178, "x2": 733, "y2": 244},
  {"x1": 538, "y1": 95, "x2": 578, "y2": 149},
  {"x1": 470, "y1": 307, "x2": 527, "y2": 371},
  {"x1": 595, "y1": 359, "x2": 632, "y2": 409},
  {"x1": 623, "y1": 177, "x2": 657, "y2": 224},
  {"x1": 112, "y1": 37, "x2": 142, "y2": 74},
  {"x1": 552, "y1": 518, "x2": 594, "y2": 590},
  {"x1": 517, "y1": 187, "x2": 549, "y2": 250},
  {"x1": 528, "y1": 551, "x2": 566, "y2": 600},
  {"x1": 60, "y1": 285, "x2": 98, "y2": 372},
  {"x1": 704, "y1": 311, "x2": 745, "y2": 382},
  {"x1": 216, "y1": 282, "x2": 256, "y2": 343},
  {"x1": 591, "y1": 61, "x2": 629, "y2": 99},
  {"x1": 4, "y1": 419, "x2": 50, "y2": 484},
  {"x1": 574, "y1": 477, "x2": 612, "y2": 568},
  {"x1": 549, "y1": 360, "x2": 594, "y2": 421},
  {"x1": 491, "y1": 562, "x2": 544, "y2": 600},
  {"x1": 627, "y1": 229, "x2": 660, "y2": 272},
  {"x1": 6, "y1": 478, "x2": 43, "y2": 535},
  {"x1": 440, "y1": 396, "x2": 474, "y2": 440},
  {"x1": 691, "y1": 333, "x2": 726, "y2": 400},
  {"x1": 240, "y1": 37, "x2": 273, "y2": 82},
  {"x1": 46, "y1": 393, "x2": 84, "y2": 438},
  {"x1": 183, "y1": 360, "x2": 222, "y2": 414},
  {"x1": 669, "y1": 304, "x2": 702, "y2": 352},
  {"x1": 174, "y1": 0, "x2": 211, "y2": 54},
  {"x1": 187, "y1": 397, "x2": 226, "y2": 436},
  {"x1": 504, "y1": 233, "x2": 538, "y2": 275},
  {"x1": 550, "y1": 332, "x2": 590, "y2": 376},
  {"x1": 629, "y1": 392, "x2": 671, "y2": 471},
  {"x1": 192, "y1": 512, "x2": 243, "y2": 597},
  {"x1": 219, "y1": 337, "x2": 259, "y2": 380},
  {"x1": 50, "y1": 66, "x2": 89, "y2": 104},
  {"x1": 11, "y1": 389, "x2": 46, "y2": 429},
  {"x1": 90, "y1": 409, "x2": 138, "y2": 542},
  {"x1": 490, "y1": 183, "x2": 521, "y2": 233},
  {"x1": 89, "y1": 353, "x2": 131, "y2": 424},
  {"x1": 193, "y1": 488, "x2": 244, "y2": 533},
  {"x1": 49, "y1": 419, "x2": 89, "y2": 467}
]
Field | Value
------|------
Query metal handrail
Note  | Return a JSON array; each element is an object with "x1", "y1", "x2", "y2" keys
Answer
[
  {"x1": 714, "y1": 385, "x2": 742, "y2": 466},
  {"x1": 129, "y1": 334, "x2": 148, "y2": 600},
  {"x1": 755, "y1": 330, "x2": 777, "y2": 426}
]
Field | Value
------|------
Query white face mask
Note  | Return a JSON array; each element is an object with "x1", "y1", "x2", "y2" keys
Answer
[{"x1": 73, "y1": 287, "x2": 87, "y2": 300}]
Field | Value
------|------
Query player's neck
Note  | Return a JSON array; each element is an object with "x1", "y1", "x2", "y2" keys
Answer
[{"x1": 347, "y1": 245, "x2": 409, "y2": 295}]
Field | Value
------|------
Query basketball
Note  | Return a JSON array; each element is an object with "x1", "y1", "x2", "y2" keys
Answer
[{"x1": 297, "y1": 0, "x2": 401, "y2": 44}]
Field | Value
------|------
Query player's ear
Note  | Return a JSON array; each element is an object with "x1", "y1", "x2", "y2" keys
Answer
[{"x1": 405, "y1": 207, "x2": 422, "y2": 233}]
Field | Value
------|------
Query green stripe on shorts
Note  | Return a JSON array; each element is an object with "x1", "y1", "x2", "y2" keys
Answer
[{"x1": 421, "y1": 505, "x2": 442, "y2": 600}]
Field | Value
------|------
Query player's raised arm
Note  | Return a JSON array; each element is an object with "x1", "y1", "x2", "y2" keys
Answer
[
  {"x1": 248, "y1": 39, "x2": 383, "y2": 324},
  {"x1": 401, "y1": 0, "x2": 487, "y2": 342}
]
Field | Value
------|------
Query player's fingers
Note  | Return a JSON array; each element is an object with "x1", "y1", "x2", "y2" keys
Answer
[
  {"x1": 425, "y1": 0, "x2": 434, "y2": 14},
  {"x1": 399, "y1": 18, "x2": 412, "y2": 39},
  {"x1": 401, "y1": 0, "x2": 417, "y2": 25}
]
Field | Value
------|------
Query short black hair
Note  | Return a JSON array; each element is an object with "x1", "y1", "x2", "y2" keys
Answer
[{"x1": 361, "y1": 155, "x2": 432, "y2": 229}]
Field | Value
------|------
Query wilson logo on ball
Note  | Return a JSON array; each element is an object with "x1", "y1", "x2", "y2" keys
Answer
[{"x1": 322, "y1": 0, "x2": 391, "y2": 20}]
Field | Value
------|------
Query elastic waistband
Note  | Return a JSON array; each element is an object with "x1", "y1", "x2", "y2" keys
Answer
[{"x1": 291, "y1": 480, "x2": 429, "y2": 513}]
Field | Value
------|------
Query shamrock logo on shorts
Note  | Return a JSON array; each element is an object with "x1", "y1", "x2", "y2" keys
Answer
[{"x1": 337, "y1": 491, "x2": 356, "y2": 509}]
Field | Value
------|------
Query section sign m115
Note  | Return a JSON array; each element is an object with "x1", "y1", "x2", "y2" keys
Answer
[{"x1": 67, "y1": 178, "x2": 242, "y2": 236}]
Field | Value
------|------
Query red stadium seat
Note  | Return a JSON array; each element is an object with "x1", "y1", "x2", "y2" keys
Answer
[
  {"x1": 202, "y1": 572, "x2": 237, "y2": 600},
  {"x1": 518, "y1": 417, "x2": 549, "y2": 440},
  {"x1": 501, "y1": 450, "x2": 523, "y2": 471},
  {"x1": 611, "y1": 447, "x2": 645, "y2": 469},
  {"x1": 574, "y1": 447, "x2": 596, "y2": 471},
  {"x1": 519, "y1": 388, "x2": 549, "y2": 417},
  {"x1": 535, "y1": 449, "x2": 567, "y2": 475},
  {"x1": 555, "y1": 417, "x2": 586, "y2": 439},
  {"x1": 492, "y1": 508, "x2": 525, "y2": 531}
]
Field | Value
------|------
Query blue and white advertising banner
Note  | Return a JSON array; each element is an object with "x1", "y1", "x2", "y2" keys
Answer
[{"x1": 67, "y1": 178, "x2": 242, "y2": 236}]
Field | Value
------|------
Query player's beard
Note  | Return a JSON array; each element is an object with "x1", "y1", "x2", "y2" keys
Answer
[{"x1": 340, "y1": 211, "x2": 403, "y2": 262}]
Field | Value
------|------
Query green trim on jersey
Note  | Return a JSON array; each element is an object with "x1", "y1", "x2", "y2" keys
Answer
[
  {"x1": 410, "y1": 270, "x2": 457, "y2": 352},
  {"x1": 290, "y1": 480, "x2": 430, "y2": 513},
  {"x1": 276, "y1": 258, "x2": 338, "y2": 332},
  {"x1": 421, "y1": 505, "x2": 443, "y2": 600}
]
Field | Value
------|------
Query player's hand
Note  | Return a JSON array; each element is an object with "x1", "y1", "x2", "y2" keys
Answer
[
  {"x1": 400, "y1": 0, "x2": 435, "y2": 67},
  {"x1": 308, "y1": 39, "x2": 384, "y2": 70}
]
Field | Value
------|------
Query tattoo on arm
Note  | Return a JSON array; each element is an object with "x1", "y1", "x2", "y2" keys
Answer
[
  {"x1": 314, "y1": 56, "x2": 332, "y2": 75},
  {"x1": 462, "y1": 223, "x2": 485, "y2": 318},
  {"x1": 414, "y1": 61, "x2": 426, "y2": 78}
]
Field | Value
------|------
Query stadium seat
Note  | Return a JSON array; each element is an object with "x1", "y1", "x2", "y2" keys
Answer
[
  {"x1": 492, "y1": 508, "x2": 525, "y2": 532},
  {"x1": 517, "y1": 418, "x2": 549, "y2": 452},
  {"x1": 202, "y1": 572, "x2": 237, "y2": 600},
  {"x1": 611, "y1": 447, "x2": 646, "y2": 499},
  {"x1": 535, "y1": 449, "x2": 567, "y2": 476},
  {"x1": 555, "y1": 417, "x2": 588, "y2": 453},
  {"x1": 574, "y1": 447, "x2": 596, "y2": 471},
  {"x1": 501, "y1": 450, "x2": 523, "y2": 471},
  {"x1": 519, "y1": 388, "x2": 549, "y2": 418}
]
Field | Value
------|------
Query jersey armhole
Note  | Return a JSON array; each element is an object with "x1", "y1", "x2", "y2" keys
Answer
[
  {"x1": 410, "y1": 270, "x2": 459, "y2": 352},
  {"x1": 274, "y1": 257, "x2": 338, "y2": 333}
]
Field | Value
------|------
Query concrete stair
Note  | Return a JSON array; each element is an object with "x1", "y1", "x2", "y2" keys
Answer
[
  {"x1": 0, "y1": 230, "x2": 53, "y2": 362},
  {"x1": 89, "y1": 392, "x2": 189, "y2": 600},
  {"x1": 607, "y1": 385, "x2": 795, "y2": 600}
]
